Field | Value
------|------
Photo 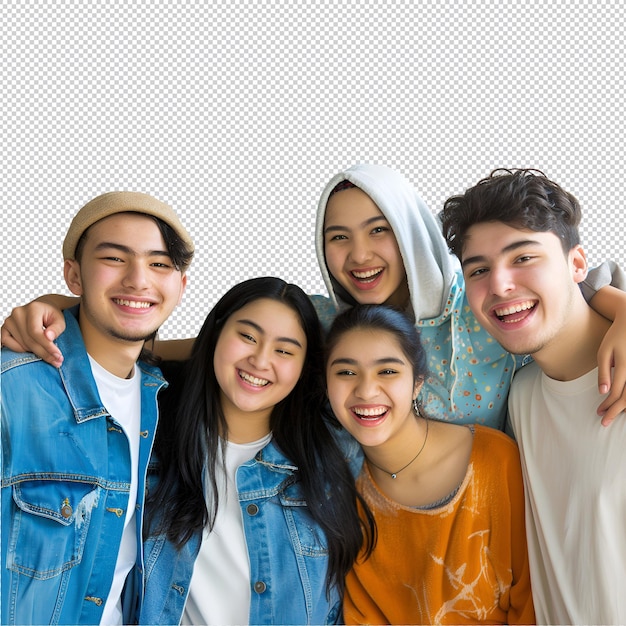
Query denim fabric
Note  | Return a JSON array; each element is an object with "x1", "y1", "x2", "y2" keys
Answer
[
  {"x1": 1, "y1": 306, "x2": 165, "y2": 625},
  {"x1": 140, "y1": 439, "x2": 356, "y2": 625}
]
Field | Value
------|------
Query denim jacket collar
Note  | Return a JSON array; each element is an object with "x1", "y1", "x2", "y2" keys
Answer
[
  {"x1": 57, "y1": 306, "x2": 166, "y2": 424},
  {"x1": 254, "y1": 440, "x2": 297, "y2": 471},
  {"x1": 56, "y1": 306, "x2": 109, "y2": 423}
]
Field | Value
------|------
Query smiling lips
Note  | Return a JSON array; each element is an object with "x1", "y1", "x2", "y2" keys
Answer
[
  {"x1": 113, "y1": 298, "x2": 154, "y2": 309},
  {"x1": 350, "y1": 267, "x2": 384, "y2": 288},
  {"x1": 494, "y1": 300, "x2": 537, "y2": 323},
  {"x1": 351, "y1": 405, "x2": 389, "y2": 424},
  {"x1": 238, "y1": 369, "x2": 270, "y2": 388}
]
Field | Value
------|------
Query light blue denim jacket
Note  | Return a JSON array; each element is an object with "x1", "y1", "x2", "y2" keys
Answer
[
  {"x1": 140, "y1": 435, "x2": 361, "y2": 625},
  {"x1": 1, "y1": 306, "x2": 166, "y2": 625}
]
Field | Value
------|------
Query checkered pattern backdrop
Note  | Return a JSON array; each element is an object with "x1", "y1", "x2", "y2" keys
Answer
[{"x1": 3, "y1": 2, "x2": 625, "y2": 340}]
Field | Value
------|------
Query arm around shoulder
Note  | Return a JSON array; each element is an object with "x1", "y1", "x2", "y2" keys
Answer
[
  {"x1": 1, "y1": 294, "x2": 75, "y2": 367},
  {"x1": 590, "y1": 284, "x2": 626, "y2": 425}
]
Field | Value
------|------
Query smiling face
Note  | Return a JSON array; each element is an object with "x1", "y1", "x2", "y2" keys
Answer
[
  {"x1": 323, "y1": 187, "x2": 408, "y2": 307},
  {"x1": 64, "y1": 213, "x2": 187, "y2": 356},
  {"x1": 461, "y1": 221, "x2": 587, "y2": 358},
  {"x1": 326, "y1": 327, "x2": 420, "y2": 450},
  {"x1": 213, "y1": 298, "x2": 307, "y2": 432}
]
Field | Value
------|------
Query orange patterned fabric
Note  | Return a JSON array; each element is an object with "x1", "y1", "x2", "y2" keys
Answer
[{"x1": 344, "y1": 425, "x2": 534, "y2": 624}]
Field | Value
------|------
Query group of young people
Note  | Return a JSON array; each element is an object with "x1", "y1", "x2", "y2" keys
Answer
[{"x1": 2, "y1": 164, "x2": 625, "y2": 625}]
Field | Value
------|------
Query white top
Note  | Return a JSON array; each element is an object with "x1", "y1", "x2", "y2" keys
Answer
[
  {"x1": 509, "y1": 363, "x2": 626, "y2": 625},
  {"x1": 88, "y1": 357, "x2": 142, "y2": 626},
  {"x1": 183, "y1": 433, "x2": 272, "y2": 626}
]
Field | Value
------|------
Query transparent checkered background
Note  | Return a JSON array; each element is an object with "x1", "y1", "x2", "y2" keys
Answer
[{"x1": 3, "y1": 2, "x2": 625, "y2": 340}]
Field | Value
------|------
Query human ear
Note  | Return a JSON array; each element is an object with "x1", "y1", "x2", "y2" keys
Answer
[
  {"x1": 64, "y1": 259, "x2": 84, "y2": 296},
  {"x1": 570, "y1": 245, "x2": 588, "y2": 284},
  {"x1": 413, "y1": 377, "x2": 424, "y2": 400},
  {"x1": 176, "y1": 273, "x2": 188, "y2": 305}
]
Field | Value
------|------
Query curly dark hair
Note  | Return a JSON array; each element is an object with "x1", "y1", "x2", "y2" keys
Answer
[{"x1": 440, "y1": 168, "x2": 582, "y2": 260}]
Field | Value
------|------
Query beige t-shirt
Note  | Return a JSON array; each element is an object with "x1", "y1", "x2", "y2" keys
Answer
[{"x1": 509, "y1": 363, "x2": 626, "y2": 625}]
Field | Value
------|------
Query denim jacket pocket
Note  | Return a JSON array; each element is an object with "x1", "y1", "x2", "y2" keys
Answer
[
  {"x1": 278, "y1": 485, "x2": 328, "y2": 557},
  {"x1": 7, "y1": 480, "x2": 99, "y2": 579}
]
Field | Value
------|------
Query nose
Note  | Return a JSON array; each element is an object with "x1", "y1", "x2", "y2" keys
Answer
[
  {"x1": 354, "y1": 373, "x2": 379, "y2": 401},
  {"x1": 248, "y1": 344, "x2": 271, "y2": 370},
  {"x1": 348, "y1": 234, "x2": 373, "y2": 265},
  {"x1": 488, "y1": 265, "x2": 516, "y2": 296},
  {"x1": 122, "y1": 260, "x2": 150, "y2": 290}
]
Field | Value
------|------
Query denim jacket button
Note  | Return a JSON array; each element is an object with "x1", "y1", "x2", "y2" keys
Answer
[
  {"x1": 246, "y1": 503, "x2": 259, "y2": 516},
  {"x1": 253, "y1": 581, "x2": 266, "y2": 594},
  {"x1": 61, "y1": 498, "x2": 73, "y2": 519}
]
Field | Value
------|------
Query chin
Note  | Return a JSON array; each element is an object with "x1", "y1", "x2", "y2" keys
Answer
[
  {"x1": 109, "y1": 326, "x2": 159, "y2": 343},
  {"x1": 496, "y1": 338, "x2": 537, "y2": 356},
  {"x1": 354, "y1": 291, "x2": 387, "y2": 305}
]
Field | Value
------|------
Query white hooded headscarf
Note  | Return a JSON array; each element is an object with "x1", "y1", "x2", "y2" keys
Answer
[{"x1": 315, "y1": 163, "x2": 461, "y2": 321}]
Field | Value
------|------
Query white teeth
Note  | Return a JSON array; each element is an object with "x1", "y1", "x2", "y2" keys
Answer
[
  {"x1": 495, "y1": 301, "x2": 535, "y2": 318},
  {"x1": 114, "y1": 299, "x2": 152, "y2": 309},
  {"x1": 352, "y1": 268, "x2": 383, "y2": 280},
  {"x1": 353, "y1": 406, "x2": 387, "y2": 417},
  {"x1": 239, "y1": 371, "x2": 270, "y2": 387}
]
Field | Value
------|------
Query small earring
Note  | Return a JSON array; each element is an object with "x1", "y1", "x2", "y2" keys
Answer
[{"x1": 413, "y1": 397, "x2": 421, "y2": 416}]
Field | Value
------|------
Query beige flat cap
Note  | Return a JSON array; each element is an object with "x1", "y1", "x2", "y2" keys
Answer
[{"x1": 62, "y1": 191, "x2": 194, "y2": 261}]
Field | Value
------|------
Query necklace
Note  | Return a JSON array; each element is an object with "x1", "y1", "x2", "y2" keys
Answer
[{"x1": 367, "y1": 418, "x2": 429, "y2": 479}]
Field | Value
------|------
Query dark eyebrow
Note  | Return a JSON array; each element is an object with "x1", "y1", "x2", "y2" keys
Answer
[
  {"x1": 462, "y1": 239, "x2": 541, "y2": 268},
  {"x1": 94, "y1": 242, "x2": 171, "y2": 258},
  {"x1": 330, "y1": 356, "x2": 406, "y2": 367},
  {"x1": 324, "y1": 215, "x2": 389, "y2": 235},
  {"x1": 236, "y1": 319, "x2": 303, "y2": 348}
]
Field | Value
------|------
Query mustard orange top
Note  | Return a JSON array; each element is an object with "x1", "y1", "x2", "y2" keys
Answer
[{"x1": 344, "y1": 425, "x2": 534, "y2": 624}]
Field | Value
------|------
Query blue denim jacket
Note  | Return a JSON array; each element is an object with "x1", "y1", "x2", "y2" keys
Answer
[
  {"x1": 1, "y1": 306, "x2": 166, "y2": 625},
  {"x1": 140, "y1": 438, "x2": 360, "y2": 625}
]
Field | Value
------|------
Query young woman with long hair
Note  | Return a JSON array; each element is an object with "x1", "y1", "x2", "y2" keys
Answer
[
  {"x1": 139, "y1": 277, "x2": 373, "y2": 625},
  {"x1": 325, "y1": 304, "x2": 534, "y2": 624}
]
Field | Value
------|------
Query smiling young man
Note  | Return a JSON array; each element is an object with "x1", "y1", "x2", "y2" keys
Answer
[
  {"x1": 440, "y1": 169, "x2": 626, "y2": 624},
  {"x1": 1, "y1": 191, "x2": 193, "y2": 625}
]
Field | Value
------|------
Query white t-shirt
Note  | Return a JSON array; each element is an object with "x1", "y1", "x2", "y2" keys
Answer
[
  {"x1": 183, "y1": 433, "x2": 272, "y2": 626},
  {"x1": 509, "y1": 363, "x2": 626, "y2": 625},
  {"x1": 88, "y1": 357, "x2": 142, "y2": 626}
]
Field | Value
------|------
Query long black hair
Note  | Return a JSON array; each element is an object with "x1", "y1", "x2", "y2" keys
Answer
[{"x1": 146, "y1": 276, "x2": 370, "y2": 596}]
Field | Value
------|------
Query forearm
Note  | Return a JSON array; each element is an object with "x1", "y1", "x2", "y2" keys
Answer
[
  {"x1": 152, "y1": 337, "x2": 195, "y2": 361},
  {"x1": 36, "y1": 294, "x2": 80, "y2": 309},
  {"x1": 582, "y1": 261, "x2": 626, "y2": 306},
  {"x1": 588, "y1": 285, "x2": 626, "y2": 322}
]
